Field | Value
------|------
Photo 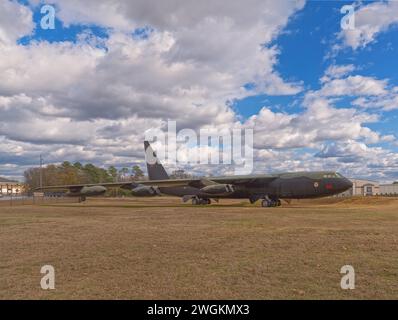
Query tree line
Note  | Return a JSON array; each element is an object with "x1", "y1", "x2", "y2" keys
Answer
[
  {"x1": 24, "y1": 161, "x2": 194, "y2": 193},
  {"x1": 24, "y1": 161, "x2": 146, "y2": 192}
]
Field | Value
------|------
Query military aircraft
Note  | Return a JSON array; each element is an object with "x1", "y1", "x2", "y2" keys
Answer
[{"x1": 37, "y1": 141, "x2": 353, "y2": 207}]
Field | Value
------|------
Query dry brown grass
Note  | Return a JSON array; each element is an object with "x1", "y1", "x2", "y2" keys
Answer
[{"x1": 0, "y1": 197, "x2": 397, "y2": 300}]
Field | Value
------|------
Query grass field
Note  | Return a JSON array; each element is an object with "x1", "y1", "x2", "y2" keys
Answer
[{"x1": 0, "y1": 197, "x2": 397, "y2": 300}]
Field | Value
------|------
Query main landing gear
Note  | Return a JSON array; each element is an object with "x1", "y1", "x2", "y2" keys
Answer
[
  {"x1": 261, "y1": 198, "x2": 282, "y2": 208},
  {"x1": 192, "y1": 198, "x2": 211, "y2": 205}
]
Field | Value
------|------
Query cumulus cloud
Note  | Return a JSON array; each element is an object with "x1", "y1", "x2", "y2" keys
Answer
[
  {"x1": 244, "y1": 96, "x2": 381, "y2": 150},
  {"x1": 320, "y1": 64, "x2": 355, "y2": 83},
  {"x1": 0, "y1": 0, "x2": 34, "y2": 45},
  {"x1": 1, "y1": 1, "x2": 305, "y2": 156},
  {"x1": 353, "y1": 93, "x2": 398, "y2": 111},
  {"x1": 241, "y1": 71, "x2": 396, "y2": 151},
  {"x1": 339, "y1": 1, "x2": 398, "y2": 50},
  {"x1": 314, "y1": 139, "x2": 398, "y2": 182},
  {"x1": 317, "y1": 68, "x2": 398, "y2": 112},
  {"x1": 1, "y1": 1, "x2": 398, "y2": 183},
  {"x1": 1, "y1": 1, "x2": 304, "y2": 125},
  {"x1": 316, "y1": 140, "x2": 369, "y2": 160},
  {"x1": 318, "y1": 75, "x2": 387, "y2": 97}
]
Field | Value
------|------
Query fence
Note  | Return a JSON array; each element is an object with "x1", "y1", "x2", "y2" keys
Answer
[{"x1": 0, "y1": 195, "x2": 79, "y2": 207}]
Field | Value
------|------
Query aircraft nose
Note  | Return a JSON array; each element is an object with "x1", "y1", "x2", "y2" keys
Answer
[{"x1": 341, "y1": 178, "x2": 353, "y2": 191}]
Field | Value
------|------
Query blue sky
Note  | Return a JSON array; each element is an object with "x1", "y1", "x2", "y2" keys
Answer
[{"x1": 1, "y1": 0, "x2": 398, "y2": 181}]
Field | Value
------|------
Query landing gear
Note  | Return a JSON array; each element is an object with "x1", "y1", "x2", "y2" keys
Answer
[
  {"x1": 192, "y1": 198, "x2": 211, "y2": 205},
  {"x1": 261, "y1": 198, "x2": 282, "y2": 208},
  {"x1": 79, "y1": 196, "x2": 86, "y2": 203}
]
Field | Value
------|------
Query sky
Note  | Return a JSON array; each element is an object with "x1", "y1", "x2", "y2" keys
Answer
[{"x1": 1, "y1": 0, "x2": 398, "y2": 182}]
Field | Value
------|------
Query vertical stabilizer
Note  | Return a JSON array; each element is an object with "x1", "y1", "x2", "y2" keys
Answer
[{"x1": 144, "y1": 141, "x2": 170, "y2": 180}]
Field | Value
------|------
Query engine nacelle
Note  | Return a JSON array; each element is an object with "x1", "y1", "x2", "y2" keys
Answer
[
  {"x1": 200, "y1": 184, "x2": 235, "y2": 195},
  {"x1": 68, "y1": 186, "x2": 107, "y2": 197},
  {"x1": 131, "y1": 185, "x2": 160, "y2": 197}
]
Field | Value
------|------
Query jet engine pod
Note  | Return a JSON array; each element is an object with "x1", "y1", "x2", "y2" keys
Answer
[
  {"x1": 131, "y1": 185, "x2": 160, "y2": 197},
  {"x1": 200, "y1": 184, "x2": 235, "y2": 195},
  {"x1": 69, "y1": 186, "x2": 107, "y2": 197}
]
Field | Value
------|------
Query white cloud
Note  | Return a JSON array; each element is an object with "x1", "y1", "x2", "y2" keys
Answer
[
  {"x1": 244, "y1": 97, "x2": 381, "y2": 150},
  {"x1": 314, "y1": 140, "x2": 398, "y2": 181},
  {"x1": 319, "y1": 75, "x2": 387, "y2": 97},
  {"x1": 240, "y1": 71, "x2": 397, "y2": 153},
  {"x1": 0, "y1": 0, "x2": 34, "y2": 45},
  {"x1": 339, "y1": 1, "x2": 398, "y2": 50},
  {"x1": 320, "y1": 64, "x2": 355, "y2": 83},
  {"x1": 353, "y1": 94, "x2": 398, "y2": 111}
]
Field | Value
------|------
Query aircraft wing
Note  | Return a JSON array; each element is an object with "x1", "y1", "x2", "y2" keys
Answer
[
  {"x1": 35, "y1": 180, "x2": 197, "y2": 191},
  {"x1": 36, "y1": 175, "x2": 278, "y2": 191},
  {"x1": 138, "y1": 176, "x2": 278, "y2": 188},
  {"x1": 36, "y1": 182, "x2": 134, "y2": 191}
]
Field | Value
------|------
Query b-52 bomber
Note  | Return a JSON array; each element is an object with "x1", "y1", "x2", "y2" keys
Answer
[{"x1": 37, "y1": 141, "x2": 353, "y2": 207}]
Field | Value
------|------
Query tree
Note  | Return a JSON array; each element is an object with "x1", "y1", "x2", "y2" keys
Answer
[
  {"x1": 62, "y1": 161, "x2": 72, "y2": 168},
  {"x1": 84, "y1": 164, "x2": 101, "y2": 183},
  {"x1": 169, "y1": 169, "x2": 192, "y2": 179},
  {"x1": 24, "y1": 162, "x2": 118, "y2": 193},
  {"x1": 132, "y1": 165, "x2": 144, "y2": 180},
  {"x1": 73, "y1": 162, "x2": 83, "y2": 170},
  {"x1": 118, "y1": 167, "x2": 130, "y2": 181},
  {"x1": 25, "y1": 163, "x2": 112, "y2": 189},
  {"x1": 108, "y1": 166, "x2": 118, "y2": 182},
  {"x1": 24, "y1": 168, "x2": 41, "y2": 192}
]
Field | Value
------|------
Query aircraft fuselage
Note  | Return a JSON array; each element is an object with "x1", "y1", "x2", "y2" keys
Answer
[{"x1": 158, "y1": 172, "x2": 352, "y2": 200}]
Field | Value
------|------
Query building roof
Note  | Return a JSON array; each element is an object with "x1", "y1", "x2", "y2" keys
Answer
[
  {"x1": 349, "y1": 178, "x2": 380, "y2": 185},
  {"x1": 0, "y1": 177, "x2": 18, "y2": 183}
]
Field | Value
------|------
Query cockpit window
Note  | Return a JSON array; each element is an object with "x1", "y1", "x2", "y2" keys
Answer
[{"x1": 324, "y1": 173, "x2": 341, "y2": 178}]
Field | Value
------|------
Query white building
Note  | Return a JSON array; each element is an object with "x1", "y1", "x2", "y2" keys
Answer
[
  {"x1": 0, "y1": 178, "x2": 24, "y2": 196},
  {"x1": 379, "y1": 184, "x2": 398, "y2": 196},
  {"x1": 338, "y1": 179, "x2": 380, "y2": 197}
]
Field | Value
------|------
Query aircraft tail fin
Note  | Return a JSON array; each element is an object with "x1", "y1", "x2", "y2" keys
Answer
[{"x1": 144, "y1": 141, "x2": 170, "y2": 181}]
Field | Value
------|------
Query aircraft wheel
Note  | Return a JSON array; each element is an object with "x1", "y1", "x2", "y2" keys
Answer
[
  {"x1": 206, "y1": 199, "x2": 211, "y2": 205},
  {"x1": 192, "y1": 198, "x2": 199, "y2": 205},
  {"x1": 261, "y1": 200, "x2": 270, "y2": 208},
  {"x1": 200, "y1": 199, "x2": 210, "y2": 205},
  {"x1": 277, "y1": 200, "x2": 282, "y2": 207}
]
